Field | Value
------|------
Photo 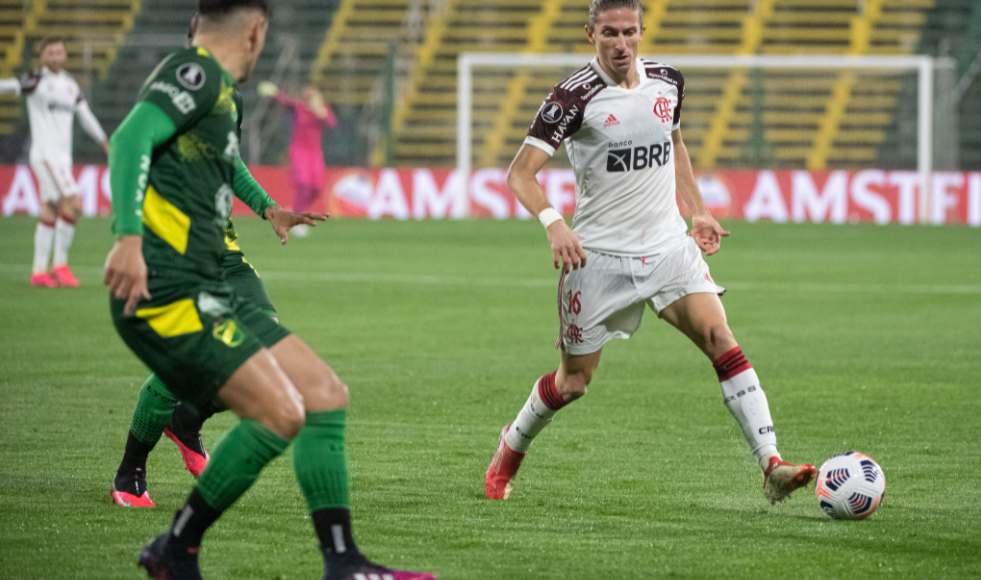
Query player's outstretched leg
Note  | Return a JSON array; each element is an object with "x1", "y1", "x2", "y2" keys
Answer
[
  {"x1": 112, "y1": 374, "x2": 179, "y2": 507},
  {"x1": 164, "y1": 402, "x2": 219, "y2": 477},
  {"x1": 713, "y1": 347, "x2": 816, "y2": 504},
  {"x1": 139, "y1": 350, "x2": 298, "y2": 580},
  {"x1": 270, "y1": 337, "x2": 437, "y2": 580},
  {"x1": 662, "y1": 293, "x2": 815, "y2": 504},
  {"x1": 486, "y1": 350, "x2": 598, "y2": 500}
]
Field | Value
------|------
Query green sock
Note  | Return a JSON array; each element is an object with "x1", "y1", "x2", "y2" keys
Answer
[
  {"x1": 293, "y1": 410, "x2": 350, "y2": 511},
  {"x1": 129, "y1": 374, "x2": 178, "y2": 445},
  {"x1": 194, "y1": 419, "x2": 289, "y2": 512}
]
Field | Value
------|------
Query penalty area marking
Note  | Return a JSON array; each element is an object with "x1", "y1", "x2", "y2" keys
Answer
[{"x1": 0, "y1": 264, "x2": 979, "y2": 295}]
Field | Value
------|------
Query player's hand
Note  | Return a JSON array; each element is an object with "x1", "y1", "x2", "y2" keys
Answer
[
  {"x1": 101, "y1": 140, "x2": 109, "y2": 155},
  {"x1": 104, "y1": 236, "x2": 151, "y2": 316},
  {"x1": 546, "y1": 219, "x2": 587, "y2": 273},
  {"x1": 264, "y1": 205, "x2": 329, "y2": 245},
  {"x1": 690, "y1": 213, "x2": 730, "y2": 256},
  {"x1": 257, "y1": 81, "x2": 279, "y2": 98}
]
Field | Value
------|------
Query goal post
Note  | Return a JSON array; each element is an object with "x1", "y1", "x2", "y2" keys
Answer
[{"x1": 457, "y1": 53, "x2": 942, "y2": 223}]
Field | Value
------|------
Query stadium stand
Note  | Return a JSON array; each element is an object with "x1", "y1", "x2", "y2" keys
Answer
[
  {"x1": 0, "y1": 0, "x2": 26, "y2": 138},
  {"x1": 0, "y1": 0, "x2": 977, "y2": 170},
  {"x1": 373, "y1": 0, "x2": 948, "y2": 170},
  {"x1": 0, "y1": 0, "x2": 139, "y2": 159},
  {"x1": 23, "y1": 0, "x2": 141, "y2": 75},
  {"x1": 86, "y1": 0, "x2": 338, "y2": 164},
  {"x1": 311, "y1": 0, "x2": 420, "y2": 107},
  {"x1": 902, "y1": 0, "x2": 981, "y2": 170}
]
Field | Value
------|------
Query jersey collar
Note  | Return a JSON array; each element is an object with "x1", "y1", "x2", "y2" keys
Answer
[
  {"x1": 193, "y1": 46, "x2": 236, "y2": 86},
  {"x1": 588, "y1": 57, "x2": 645, "y2": 90}
]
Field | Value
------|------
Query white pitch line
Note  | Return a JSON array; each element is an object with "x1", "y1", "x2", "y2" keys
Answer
[{"x1": 1, "y1": 264, "x2": 979, "y2": 294}]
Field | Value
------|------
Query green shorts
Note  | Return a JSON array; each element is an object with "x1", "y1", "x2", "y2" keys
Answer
[
  {"x1": 222, "y1": 250, "x2": 276, "y2": 317},
  {"x1": 111, "y1": 285, "x2": 291, "y2": 411}
]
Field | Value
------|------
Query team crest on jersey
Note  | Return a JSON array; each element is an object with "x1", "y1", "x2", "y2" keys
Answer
[
  {"x1": 213, "y1": 184, "x2": 234, "y2": 228},
  {"x1": 541, "y1": 102, "x2": 564, "y2": 124},
  {"x1": 176, "y1": 62, "x2": 206, "y2": 91},
  {"x1": 653, "y1": 97, "x2": 673, "y2": 123}
]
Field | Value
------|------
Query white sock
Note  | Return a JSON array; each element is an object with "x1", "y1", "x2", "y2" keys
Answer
[
  {"x1": 52, "y1": 216, "x2": 75, "y2": 266},
  {"x1": 504, "y1": 373, "x2": 561, "y2": 453},
  {"x1": 720, "y1": 367, "x2": 779, "y2": 471},
  {"x1": 33, "y1": 221, "x2": 55, "y2": 274}
]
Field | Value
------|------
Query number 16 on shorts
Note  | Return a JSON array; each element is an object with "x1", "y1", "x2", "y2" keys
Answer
[
  {"x1": 566, "y1": 291, "x2": 582, "y2": 315},
  {"x1": 561, "y1": 289, "x2": 585, "y2": 346}
]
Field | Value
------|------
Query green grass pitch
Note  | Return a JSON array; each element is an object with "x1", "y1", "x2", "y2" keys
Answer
[{"x1": 1, "y1": 216, "x2": 979, "y2": 579}]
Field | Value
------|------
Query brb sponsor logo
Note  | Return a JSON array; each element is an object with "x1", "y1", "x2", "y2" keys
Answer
[{"x1": 607, "y1": 140, "x2": 672, "y2": 172}]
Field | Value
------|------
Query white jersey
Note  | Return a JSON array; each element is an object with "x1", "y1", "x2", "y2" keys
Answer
[
  {"x1": 0, "y1": 67, "x2": 107, "y2": 163},
  {"x1": 524, "y1": 58, "x2": 688, "y2": 257}
]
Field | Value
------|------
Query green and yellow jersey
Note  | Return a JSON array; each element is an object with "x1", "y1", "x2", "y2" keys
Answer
[
  {"x1": 133, "y1": 46, "x2": 245, "y2": 285},
  {"x1": 107, "y1": 46, "x2": 287, "y2": 405}
]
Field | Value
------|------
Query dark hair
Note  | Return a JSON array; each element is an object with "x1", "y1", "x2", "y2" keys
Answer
[
  {"x1": 587, "y1": 0, "x2": 643, "y2": 27},
  {"x1": 39, "y1": 36, "x2": 65, "y2": 52},
  {"x1": 198, "y1": 0, "x2": 271, "y2": 18}
]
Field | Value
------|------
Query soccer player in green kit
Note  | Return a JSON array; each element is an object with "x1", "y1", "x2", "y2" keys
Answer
[
  {"x1": 111, "y1": 11, "x2": 305, "y2": 511},
  {"x1": 111, "y1": 207, "x2": 291, "y2": 508},
  {"x1": 104, "y1": 2, "x2": 437, "y2": 579}
]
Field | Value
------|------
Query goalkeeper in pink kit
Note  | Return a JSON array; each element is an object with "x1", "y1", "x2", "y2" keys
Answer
[{"x1": 259, "y1": 81, "x2": 336, "y2": 235}]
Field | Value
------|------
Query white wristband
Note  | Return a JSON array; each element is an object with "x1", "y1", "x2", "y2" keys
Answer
[{"x1": 538, "y1": 207, "x2": 563, "y2": 229}]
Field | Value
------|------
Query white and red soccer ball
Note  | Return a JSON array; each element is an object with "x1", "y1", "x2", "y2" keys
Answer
[{"x1": 815, "y1": 452, "x2": 886, "y2": 520}]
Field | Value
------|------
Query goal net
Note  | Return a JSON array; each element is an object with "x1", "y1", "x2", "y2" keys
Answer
[{"x1": 457, "y1": 53, "x2": 951, "y2": 223}]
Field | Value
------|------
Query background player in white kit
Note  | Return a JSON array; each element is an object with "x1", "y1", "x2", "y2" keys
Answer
[
  {"x1": 0, "y1": 37, "x2": 109, "y2": 287},
  {"x1": 485, "y1": 0, "x2": 817, "y2": 505}
]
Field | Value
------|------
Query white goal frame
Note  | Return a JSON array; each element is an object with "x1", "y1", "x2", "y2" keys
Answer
[{"x1": 457, "y1": 53, "x2": 937, "y2": 223}]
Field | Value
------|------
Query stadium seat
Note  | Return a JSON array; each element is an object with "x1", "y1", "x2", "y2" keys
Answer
[{"x1": 358, "y1": 0, "x2": 953, "y2": 170}]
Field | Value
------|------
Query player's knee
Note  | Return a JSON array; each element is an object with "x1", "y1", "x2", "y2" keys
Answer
[
  {"x1": 705, "y1": 323, "x2": 736, "y2": 354},
  {"x1": 307, "y1": 365, "x2": 349, "y2": 411},
  {"x1": 325, "y1": 371, "x2": 350, "y2": 408},
  {"x1": 557, "y1": 370, "x2": 590, "y2": 400},
  {"x1": 324, "y1": 374, "x2": 350, "y2": 408},
  {"x1": 270, "y1": 401, "x2": 306, "y2": 440},
  {"x1": 262, "y1": 385, "x2": 307, "y2": 439}
]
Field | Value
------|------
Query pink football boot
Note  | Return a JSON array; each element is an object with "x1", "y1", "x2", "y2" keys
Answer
[{"x1": 485, "y1": 424, "x2": 526, "y2": 500}]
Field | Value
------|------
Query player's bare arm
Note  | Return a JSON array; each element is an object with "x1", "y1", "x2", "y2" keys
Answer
[
  {"x1": 672, "y1": 128, "x2": 729, "y2": 255},
  {"x1": 507, "y1": 144, "x2": 587, "y2": 273}
]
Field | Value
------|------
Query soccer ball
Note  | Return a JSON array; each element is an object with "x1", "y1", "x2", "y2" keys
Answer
[{"x1": 815, "y1": 452, "x2": 886, "y2": 520}]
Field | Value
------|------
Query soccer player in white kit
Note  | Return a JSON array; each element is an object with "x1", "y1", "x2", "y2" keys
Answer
[
  {"x1": 0, "y1": 37, "x2": 109, "y2": 287},
  {"x1": 485, "y1": 0, "x2": 816, "y2": 505}
]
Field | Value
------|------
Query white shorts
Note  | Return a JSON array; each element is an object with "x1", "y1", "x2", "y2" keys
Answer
[
  {"x1": 557, "y1": 237, "x2": 726, "y2": 355},
  {"x1": 30, "y1": 158, "x2": 77, "y2": 204}
]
